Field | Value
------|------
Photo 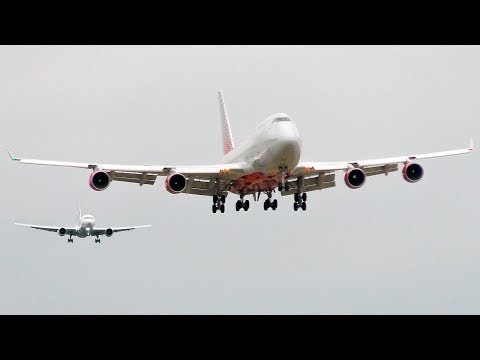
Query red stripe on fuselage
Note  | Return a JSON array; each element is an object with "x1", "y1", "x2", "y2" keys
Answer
[{"x1": 230, "y1": 172, "x2": 290, "y2": 194}]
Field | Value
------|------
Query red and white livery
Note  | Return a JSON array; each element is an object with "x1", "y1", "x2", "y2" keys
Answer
[{"x1": 8, "y1": 91, "x2": 475, "y2": 213}]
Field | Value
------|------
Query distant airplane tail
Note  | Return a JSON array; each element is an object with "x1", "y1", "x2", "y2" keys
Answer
[{"x1": 218, "y1": 90, "x2": 235, "y2": 155}]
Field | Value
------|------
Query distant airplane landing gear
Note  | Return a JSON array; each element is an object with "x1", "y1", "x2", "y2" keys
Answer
[
  {"x1": 95, "y1": 236, "x2": 100, "y2": 243},
  {"x1": 293, "y1": 192, "x2": 307, "y2": 211},
  {"x1": 236, "y1": 195, "x2": 250, "y2": 212},
  {"x1": 263, "y1": 192, "x2": 278, "y2": 211},
  {"x1": 212, "y1": 194, "x2": 226, "y2": 214},
  {"x1": 68, "y1": 237, "x2": 73, "y2": 243}
]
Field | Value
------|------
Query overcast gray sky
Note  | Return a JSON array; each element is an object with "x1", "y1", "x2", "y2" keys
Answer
[{"x1": 0, "y1": 45, "x2": 479, "y2": 314}]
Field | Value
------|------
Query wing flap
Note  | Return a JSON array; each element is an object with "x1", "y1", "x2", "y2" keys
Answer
[
  {"x1": 110, "y1": 171, "x2": 157, "y2": 186},
  {"x1": 281, "y1": 173, "x2": 336, "y2": 196}
]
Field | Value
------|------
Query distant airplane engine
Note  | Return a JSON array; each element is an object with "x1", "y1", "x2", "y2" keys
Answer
[
  {"x1": 165, "y1": 173, "x2": 187, "y2": 194},
  {"x1": 344, "y1": 168, "x2": 366, "y2": 189},
  {"x1": 58, "y1": 228, "x2": 67, "y2": 236},
  {"x1": 89, "y1": 171, "x2": 110, "y2": 191},
  {"x1": 105, "y1": 228, "x2": 113, "y2": 237},
  {"x1": 403, "y1": 163, "x2": 424, "y2": 183}
]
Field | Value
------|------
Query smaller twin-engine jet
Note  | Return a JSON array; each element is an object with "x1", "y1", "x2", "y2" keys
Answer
[{"x1": 14, "y1": 204, "x2": 151, "y2": 243}]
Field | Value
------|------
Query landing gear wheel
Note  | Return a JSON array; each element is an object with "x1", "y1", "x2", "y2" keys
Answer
[
  {"x1": 294, "y1": 203, "x2": 299, "y2": 211},
  {"x1": 294, "y1": 193, "x2": 300, "y2": 202},
  {"x1": 221, "y1": 195, "x2": 226, "y2": 204},
  {"x1": 278, "y1": 184, "x2": 283, "y2": 192},
  {"x1": 301, "y1": 202, "x2": 307, "y2": 211},
  {"x1": 236, "y1": 200, "x2": 242, "y2": 211},
  {"x1": 264, "y1": 200, "x2": 270, "y2": 211},
  {"x1": 213, "y1": 195, "x2": 218, "y2": 204},
  {"x1": 212, "y1": 204, "x2": 217, "y2": 213},
  {"x1": 243, "y1": 200, "x2": 250, "y2": 211},
  {"x1": 271, "y1": 199, "x2": 278, "y2": 211},
  {"x1": 220, "y1": 204, "x2": 225, "y2": 213},
  {"x1": 302, "y1": 193, "x2": 307, "y2": 202},
  {"x1": 285, "y1": 183, "x2": 290, "y2": 191}
]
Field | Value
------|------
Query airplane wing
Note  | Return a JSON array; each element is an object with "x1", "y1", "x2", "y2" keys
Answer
[
  {"x1": 14, "y1": 223, "x2": 77, "y2": 235},
  {"x1": 286, "y1": 139, "x2": 474, "y2": 195},
  {"x1": 92, "y1": 225, "x2": 152, "y2": 236},
  {"x1": 7, "y1": 149, "x2": 251, "y2": 197}
]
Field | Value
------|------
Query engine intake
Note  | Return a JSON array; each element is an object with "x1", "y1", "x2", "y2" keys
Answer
[
  {"x1": 105, "y1": 228, "x2": 113, "y2": 237},
  {"x1": 165, "y1": 173, "x2": 187, "y2": 194},
  {"x1": 89, "y1": 171, "x2": 110, "y2": 191},
  {"x1": 403, "y1": 163, "x2": 424, "y2": 183},
  {"x1": 344, "y1": 168, "x2": 366, "y2": 189},
  {"x1": 58, "y1": 228, "x2": 67, "y2": 236}
]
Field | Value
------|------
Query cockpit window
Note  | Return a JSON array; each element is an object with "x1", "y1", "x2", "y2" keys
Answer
[{"x1": 273, "y1": 117, "x2": 291, "y2": 122}]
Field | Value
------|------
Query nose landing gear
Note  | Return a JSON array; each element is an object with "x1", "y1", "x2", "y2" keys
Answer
[{"x1": 278, "y1": 167, "x2": 290, "y2": 192}]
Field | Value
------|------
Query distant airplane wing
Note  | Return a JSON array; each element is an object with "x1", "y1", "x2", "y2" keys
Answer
[
  {"x1": 92, "y1": 225, "x2": 152, "y2": 236},
  {"x1": 7, "y1": 150, "x2": 250, "y2": 197},
  {"x1": 286, "y1": 140, "x2": 474, "y2": 195},
  {"x1": 14, "y1": 223, "x2": 76, "y2": 235}
]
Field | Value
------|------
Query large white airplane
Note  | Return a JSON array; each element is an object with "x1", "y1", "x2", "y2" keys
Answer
[
  {"x1": 14, "y1": 204, "x2": 151, "y2": 243},
  {"x1": 8, "y1": 91, "x2": 474, "y2": 213}
]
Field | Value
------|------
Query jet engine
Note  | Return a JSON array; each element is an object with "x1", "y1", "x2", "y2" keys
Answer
[
  {"x1": 105, "y1": 228, "x2": 113, "y2": 237},
  {"x1": 344, "y1": 168, "x2": 366, "y2": 189},
  {"x1": 403, "y1": 163, "x2": 424, "y2": 183},
  {"x1": 89, "y1": 171, "x2": 110, "y2": 191},
  {"x1": 58, "y1": 228, "x2": 67, "y2": 236},
  {"x1": 165, "y1": 173, "x2": 187, "y2": 194}
]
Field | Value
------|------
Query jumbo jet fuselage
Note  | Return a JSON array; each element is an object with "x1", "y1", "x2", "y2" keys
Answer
[{"x1": 222, "y1": 113, "x2": 301, "y2": 194}]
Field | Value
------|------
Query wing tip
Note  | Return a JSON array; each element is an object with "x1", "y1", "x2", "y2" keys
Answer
[{"x1": 7, "y1": 148, "x2": 18, "y2": 161}]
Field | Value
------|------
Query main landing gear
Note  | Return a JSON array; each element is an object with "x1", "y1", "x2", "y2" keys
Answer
[
  {"x1": 293, "y1": 192, "x2": 307, "y2": 211},
  {"x1": 95, "y1": 236, "x2": 101, "y2": 243},
  {"x1": 67, "y1": 237, "x2": 73, "y2": 243},
  {"x1": 236, "y1": 195, "x2": 250, "y2": 211},
  {"x1": 263, "y1": 191, "x2": 278, "y2": 211},
  {"x1": 278, "y1": 167, "x2": 290, "y2": 192},
  {"x1": 212, "y1": 194, "x2": 226, "y2": 214}
]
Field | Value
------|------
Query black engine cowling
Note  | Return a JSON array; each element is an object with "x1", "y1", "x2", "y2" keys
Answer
[
  {"x1": 165, "y1": 173, "x2": 187, "y2": 194},
  {"x1": 344, "y1": 168, "x2": 366, "y2": 189},
  {"x1": 58, "y1": 228, "x2": 67, "y2": 236},
  {"x1": 105, "y1": 228, "x2": 113, "y2": 237},
  {"x1": 89, "y1": 171, "x2": 110, "y2": 191},
  {"x1": 403, "y1": 163, "x2": 424, "y2": 183}
]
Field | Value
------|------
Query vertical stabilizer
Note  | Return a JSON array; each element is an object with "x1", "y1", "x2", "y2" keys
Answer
[
  {"x1": 78, "y1": 201, "x2": 82, "y2": 224},
  {"x1": 218, "y1": 90, "x2": 235, "y2": 155}
]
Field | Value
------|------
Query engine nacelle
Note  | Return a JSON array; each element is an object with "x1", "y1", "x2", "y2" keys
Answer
[
  {"x1": 58, "y1": 228, "x2": 67, "y2": 236},
  {"x1": 89, "y1": 171, "x2": 110, "y2": 191},
  {"x1": 344, "y1": 168, "x2": 366, "y2": 189},
  {"x1": 165, "y1": 173, "x2": 187, "y2": 194},
  {"x1": 403, "y1": 163, "x2": 424, "y2": 183},
  {"x1": 105, "y1": 228, "x2": 113, "y2": 237}
]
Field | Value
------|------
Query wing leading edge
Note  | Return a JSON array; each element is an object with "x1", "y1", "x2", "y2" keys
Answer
[
  {"x1": 14, "y1": 223, "x2": 77, "y2": 235},
  {"x1": 7, "y1": 149, "x2": 250, "y2": 195},
  {"x1": 283, "y1": 139, "x2": 474, "y2": 196},
  {"x1": 92, "y1": 225, "x2": 152, "y2": 236}
]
